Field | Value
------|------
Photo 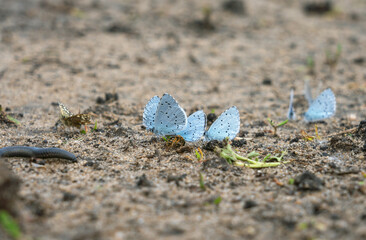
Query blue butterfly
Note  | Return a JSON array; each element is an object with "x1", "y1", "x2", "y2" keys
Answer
[
  {"x1": 143, "y1": 93, "x2": 187, "y2": 136},
  {"x1": 177, "y1": 110, "x2": 206, "y2": 142},
  {"x1": 204, "y1": 106, "x2": 240, "y2": 141},
  {"x1": 287, "y1": 89, "x2": 296, "y2": 120},
  {"x1": 304, "y1": 88, "x2": 336, "y2": 122}
]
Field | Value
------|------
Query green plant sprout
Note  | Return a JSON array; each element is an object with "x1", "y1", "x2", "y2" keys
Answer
[
  {"x1": 267, "y1": 118, "x2": 288, "y2": 136},
  {"x1": 215, "y1": 139, "x2": 288, "y2": 168},
  {"x1": 288, "y1": 178, "x2": 295, "y2": 185},
  {"x1": 195, "y1": 149, "x2": 202, "y2": 161},
  {"x1": 0, "y1": 210, "x2": 21, "y2": 239},
  {"x1": 306, "y1": 55, "x2": 315, "y2": 76},
  {"x1": 325, "y1": 43, "x2": 342, "y2": 70},
  {"x1": 199, "y1": 172, "x2": 206, "y2": 191},
  {"x1": 0, "y1": 105, "x2": 20, "y2": 125},
  {"x1": 213, "y1": 196, "x2": 222, "y2": 206},
  {"x1": 210, "y1": 109, "x2": 215, "y2": 114},
  {"x1": 6, "y1": 115, "x2": 20, "y2": 125}
]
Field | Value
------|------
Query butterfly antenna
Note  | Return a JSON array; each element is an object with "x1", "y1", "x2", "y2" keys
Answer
[
  {"x1": 287, "y1": 89, "x2": 296, "y2": 120},
  {"x1": 304, "y1": 78, "x2": 313, "y2": 105}
]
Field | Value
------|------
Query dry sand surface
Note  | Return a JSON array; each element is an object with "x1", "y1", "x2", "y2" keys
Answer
[{"x1": 1, "y1": 0, "x2": 366, "y2": 239}]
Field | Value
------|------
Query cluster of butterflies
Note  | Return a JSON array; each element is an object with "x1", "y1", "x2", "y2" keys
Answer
[
  {"x1": 287, "y1": 85, "x2": 336, "y2": 122},
  {"x1": 143, "y1": 94, "x2": 240, "y2": 142},
  {"x1": 56, "y1": 84, "x2": 336, "y2": 139}
]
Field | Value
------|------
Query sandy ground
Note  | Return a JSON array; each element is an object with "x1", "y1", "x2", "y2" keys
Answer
[{"x1": 1, "y1": 0, "x2": 366, "y2": 239}]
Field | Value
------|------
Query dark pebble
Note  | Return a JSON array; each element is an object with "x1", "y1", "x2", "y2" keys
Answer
[
  {"x1": 105, "y1": 92, "x2": 118, "y2": 102},
  {"x1": 96, "y1": 97, "x2": 105, "y2": 104},
  {"x1": 254, "y1": 132, "x2": 265, "y2": 137},
  {"x1": 231, "y1": 138, "x2": 247, "y2": 147},
  {"x1": 262, "y1": 78, "x2": 272, "y2": 85},
  {"x1": 294, "y1": 171, "x2": 324, "y2": 191},
  {"x1": 105, "y1": 23, "x2": 135, "y2": 35},
  {"x1": 203, "y1": 140, "x2": 224, "y2": 151},
  {"x1": 136, "y1": 174, "x2": 153, "y2": 187},
  {"x1": 303, "y1": 1, "x2": 332, "y2": 15},
  {"x1": 167, "y1": 174, "x2": 187, "y2": 187},
  {"x1": 222, "y1": 0, "x2": 246, "y2": 15},
  {"x1": 243, "y1": 199, "x2": 258, "y2": 209},
  {"x1": 62, "y1": 192, "x2": 77, "y2": 201},
  {"x1": 319, "y1": 145, "x2": 328, "y2": 151},
  {"x1": 353, "y1": 57, "x2": 364, "y2": 65}
]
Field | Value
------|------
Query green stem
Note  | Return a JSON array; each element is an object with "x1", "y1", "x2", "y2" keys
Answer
[{"x1": 215, "y1": 140, "x2": 287, "y2": 168}]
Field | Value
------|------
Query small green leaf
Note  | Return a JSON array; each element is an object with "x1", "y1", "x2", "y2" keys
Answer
[
  {"x1": 6, "y1": 116, "x2": 20, "y2": 125},
  {"x1": 195, "y1": 150, "x2": 201, "y2": 161},
  {"x1": 263, "y1": 154, "x2": 272, "y2": 162},
  {"x1": 277, "y1": 119, "x2": 288, "y2": 127},
  {"x1": 0, "y1": 210, "x2": 21, "y2": 239},
  {"x1": 210, "y1": 109, "x2": 215, "y2": 114},
  {"x1": 80, "y1": 129, "x2": 86, "y2": 134},
  {"x1": 247, "y1": 151, "x2": 260, "y2": 159},
  {"x1": 213, "y1": 196, "x2": 222, "y2": 206},
  {"x1": 288, "y1": 178, "x2": 295, "y2": 185},
  {"x1": 93, "y1": 120, "x2": 98, "y2": 131}
]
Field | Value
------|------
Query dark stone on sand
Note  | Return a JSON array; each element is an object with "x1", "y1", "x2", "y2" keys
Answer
[
  {"x1": 203, "y1": 140, "x2": 224, "y2": 151},
  {"x1": 202, "y1": 158, "x2": 229, "y2": 171},
  {"x1": 222, "y1": 0, "x2": 246, "y2": 15},
  {"x1": 167, "y1": 174, "x2": 187, "y2": 187},
  {"x1": 96, "y1": 92, "x2": 118, "y2": 104},
  {"x1": 329, "y1": 135, "x2": 357, "y2": 152},
  {"x1": 353, "y1": 57, "x2": 364, "y2": 65},
  {"x1": 136, "y1": 174, "x2": 153, "y2": 187},
  {"x1": 262, "y1": 78, "x2": 272, "y2": 85},
  {"x1": 231, "y1": 138, "x2": 247, "y2": 147},
  {"x1": 254, "y1": 132, "x2": 265, "y2": 137},
  {"x1": 294, "y1": 171, "x2": 324, "y2": 191},
  {"x1": 105, "y1": 23, "x2": 135, "y2": 35},
  {"x1": 62, "y1": 192, "x2": 77, "y2": 201},
  {"x1": 319, "y1": 145, "x2": 328, "y2": 151},
  {"x1": 243, "y1": 199, "x2": 257, "y2": 209},
  {"x1": 303, "y1": 1, "x2": 333, "y2": 15},
  {"x1": 96, "y1": 97, "x2": 104, "y2": 104}
]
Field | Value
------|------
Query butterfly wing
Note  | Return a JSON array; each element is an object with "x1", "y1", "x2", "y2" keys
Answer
[
  {"x1": 287, "y1": 89, "x2": 296, "y2": 120},
  {"x1": 67, "y1": 114, "x2": 92, "y2": 127},
  {"x1": 304, "y1": 88, "x2": 336, "y2": 122},
  {"x1": 58, "y1": 102, "x2": 73, "y2": 118},
  {"x1": 143, "y1": 96, "x2": 160, "y2": 131},
  {"x1": 204, "y1": 106, "x2": 240, "y2": 141},
  {"x1": 153, "y1": 93, "x2": 187, "y2": 136},
  {"x1": 177, "y1": 110, "x2": 206, "y2": 142}
]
